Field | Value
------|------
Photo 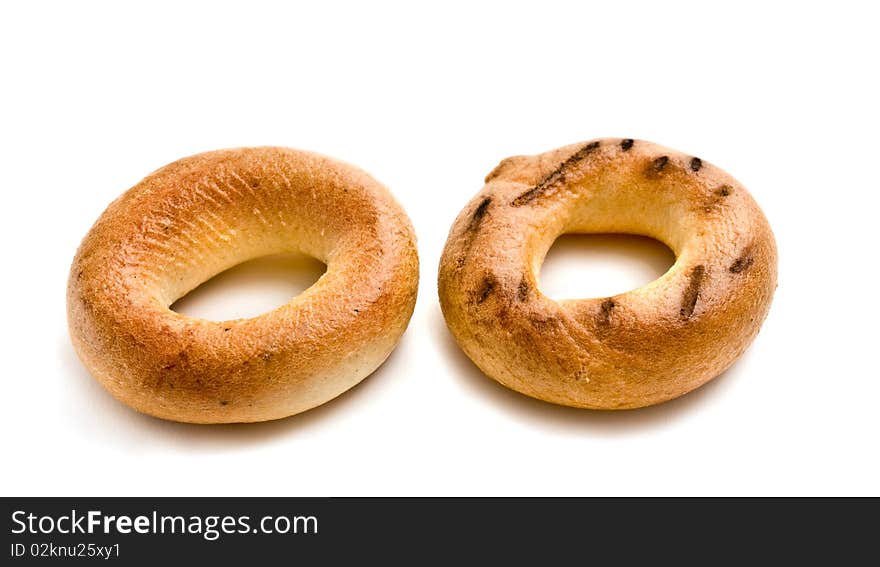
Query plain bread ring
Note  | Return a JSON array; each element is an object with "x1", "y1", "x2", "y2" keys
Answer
[
  {"x1": 438, "y1": 138, "x2": 777, "y2": 409},
  {"x1": 68, "y1": 147, "x2": 419, "y2": 423}
]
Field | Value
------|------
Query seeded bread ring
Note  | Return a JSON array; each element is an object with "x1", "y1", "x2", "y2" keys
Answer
[
  {"x1": 438, "y1": 138, "x2": 777, "y2": 409},
  {"x1": 68, "y1": 147, "x2": 419, "y2": 423}
]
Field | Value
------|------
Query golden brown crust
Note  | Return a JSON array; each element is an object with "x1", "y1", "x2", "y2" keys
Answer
[
  {"x1": 438, "y1": 138, "x2": 777, "y2": 409},
  {"x1": 68, "y1": 147, "x2": 419, "y2": 423}
]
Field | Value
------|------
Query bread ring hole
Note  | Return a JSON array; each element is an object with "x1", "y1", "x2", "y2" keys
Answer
[
  {"x1": 170, "y1": 252, "x2": 326, "y2": 321},
  {"x1": 538, "y1": 234, "x2": 675, "y2": 300}
]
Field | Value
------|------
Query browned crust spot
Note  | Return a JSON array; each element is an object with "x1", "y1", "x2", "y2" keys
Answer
[
  {"x1": 621, "y1": 139, "x2": 634, "y2": 151},
  {"x1": 468, "y1": 197, "x2": 492, "y2": 231},
  {"x1": 511, "y1": 141, "x2": 601, "y2": 206},
  {"x1": 648, "y1": 156, "x2": 669, "y2": 176},
  {"x1": 517, "y1": 277, "x2": 530, "y2": 302},
  {"x1": 703, "y1": 184, "x2": 734, "y2": 212},
  {"x1": 680, "y1": 265, "x2": 705, "y2": 320},
  {"x1": 598, "y1": 299, "x2": 616, "y2": 325},
  {"x1": 474, "y1": 274, "x2": 497, "y2": 304},
  {"x1": 730, "y1": 252, "x2": 754, "y2": 274},
  {"x1": 690, "y1": 157, "x2": 702, "y2": 172},
  {"x1": 454, "y1": 197, "x2": 494, "y2": 271}
]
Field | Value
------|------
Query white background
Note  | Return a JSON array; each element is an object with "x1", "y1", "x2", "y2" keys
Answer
[{"x1": 1, "y1": 1, "x2": 877, "y2": 496}]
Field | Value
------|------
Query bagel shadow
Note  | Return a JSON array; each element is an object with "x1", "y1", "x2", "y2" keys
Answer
[
  {"x1": 432, "y1": 306, "x2": 744, "y2": 435},
  {"x1": 60, "y1": 331, "x2": 407, "y2": 451}
]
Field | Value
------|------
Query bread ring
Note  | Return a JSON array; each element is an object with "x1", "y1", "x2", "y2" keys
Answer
[
  {"x1": 438, "y1": 138, "x2": 777, "y2": 409},
  {"x1": 68, "y1": 147, "x2": 419, "y2": 423}
]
